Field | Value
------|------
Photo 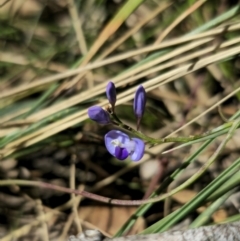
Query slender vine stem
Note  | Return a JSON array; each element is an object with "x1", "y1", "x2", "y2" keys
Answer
[{"x1": 0, "y1": 179, "x2": 176, "y2": 205}]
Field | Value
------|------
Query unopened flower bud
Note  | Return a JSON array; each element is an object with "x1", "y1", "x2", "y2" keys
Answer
[
  {"x1": 88, "y1": 106, "x2": 110, "y2": 124},
  {"x1": 106, "y1": 81, "x2": 116, "y2": 111},
  {"x1": 133, "y1": 85, "x2": 146, "y2": 129}
]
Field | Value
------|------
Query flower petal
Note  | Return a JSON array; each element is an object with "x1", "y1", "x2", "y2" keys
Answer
[
  {"x1": 88, "y1": 106, "x2": 110, "y2": 124},
  {"x1": 104, "y1": 130, "x2": 130, "y2": 158},
  {"x1": 130, "y1": 138, "x2": 145, "y2": 161},
  {"x1": 115, "y1": 146, "x2": 128, "y2": 160}
]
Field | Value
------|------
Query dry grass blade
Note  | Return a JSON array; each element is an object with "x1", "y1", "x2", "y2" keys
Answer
[
  {"x1": 67, "y1": 0, "x2": 88, "y2": 55},
  {"x1": 66, "y1": 0, "x2": 94, "y2": 89},
  {"x1": 28, "y1": 37, "x2": 214, "y2": 121},
  {"x1": 29, "y1": 36, "x2": 240, "y2": 122},
  {"x1": 155, "y1": 0, "x2": 207, "y2": 44},
  {"x1": 97, "y1": 2, "x2": 172, "y2": 60},
  {"x1": 56, "y1": 0, "x2": 145, "y2": 93},
  {"x1": 1, "y1": 22, "x2": 240, "y2": 100},
  {"x1": 2, "y1": 43, "x2": 240, "y2": 157}
]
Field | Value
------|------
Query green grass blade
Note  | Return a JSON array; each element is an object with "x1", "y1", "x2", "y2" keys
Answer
[
  {"x1": 114, "y1": 138, "x2": 213, "y2": 237},
  {"x1": 190, "y1": 188, "x2": 236, "y2": 228},
  {"x1": 141, "y1": 155, "x2": 240, "y2": 234},
  {"x1": 141, "y1": 120, "x2": 240, "y2": 234}
]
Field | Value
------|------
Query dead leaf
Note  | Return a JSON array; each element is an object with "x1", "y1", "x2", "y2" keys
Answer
[{"x1": 78, "y1": 206, "x2": 145, "y2": 236}]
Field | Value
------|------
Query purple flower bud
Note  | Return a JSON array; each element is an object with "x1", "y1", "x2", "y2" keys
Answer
[
  {"x1": 88, "y1": 106, "x2": 110, "y2": 124},
  {"x1": 106, "y1": 81, "x2": 116, "y2": 109},
  {"x1": 104, "y1": 130, "x2": 145, "y2": 161},
  {"x1": 133, "y1": 85, "x2": 146, "y2": 119},
  {"x1": 133, "y1": 85, "x2": 146, "y2": 130}
]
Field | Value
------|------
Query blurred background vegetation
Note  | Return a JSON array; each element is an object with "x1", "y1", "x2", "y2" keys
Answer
[{"x1": 0, "y1": 0, "x2": 240, "y2": 240}]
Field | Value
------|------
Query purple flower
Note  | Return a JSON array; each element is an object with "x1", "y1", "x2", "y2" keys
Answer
[
  {"x1": 88, "y1": 106, "x2": 110, "y2": 124},
  {"x1": 104, "y1": 130, "x2": 145, "y2": 161},
  {"x1": 106, "y1": 81, "x2": 116, "y2": 110},
  {"x1": 133, "y1": 85, "x2": 146, "y2": 119}
]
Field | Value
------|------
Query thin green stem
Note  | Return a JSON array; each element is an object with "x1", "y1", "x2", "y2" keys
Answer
[{"x1": 112, "y1": 115, "x2": 239, "y2": 145}]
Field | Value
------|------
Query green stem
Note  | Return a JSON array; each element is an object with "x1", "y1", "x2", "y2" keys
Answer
[{"x1": 113, "y1": 118, "x2": 238, "y2": 145}]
